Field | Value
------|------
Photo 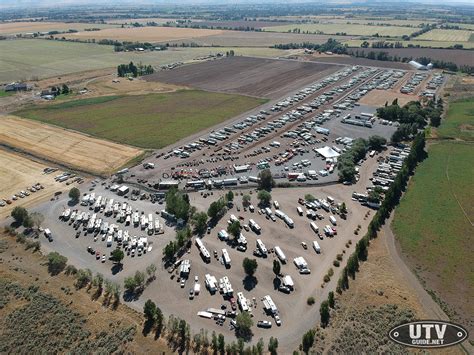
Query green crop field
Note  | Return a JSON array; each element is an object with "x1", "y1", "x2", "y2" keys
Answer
[
  {"x1": 15, "y1": 90, "x2": 267, "y2": 149},
  {"x1": 437, "y1": 98, "x2": 474, "y2": 141},
  {"x1": 392, "y1": 97, "x2": 474, "y2": 324},
  {"x1": 0, "y1": 39, "x2": 287, "y2": 82},
  {"x1": 263, "y1": 23, "x2": 417, "y2": 37},
  {"x1": 417, "y1": 29, "x2": 473, "y2": 42}
]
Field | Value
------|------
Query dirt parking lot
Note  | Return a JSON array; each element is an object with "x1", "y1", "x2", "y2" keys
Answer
[
  {"x1": 0, "y1": 115, "x2": 143, "y2": 175},
  {"x1": 146, "y1": 56, "x2": 340, "y2": 99},
  {"x1": 0, "y1": 149, "x2": 75, "y2": 219}
]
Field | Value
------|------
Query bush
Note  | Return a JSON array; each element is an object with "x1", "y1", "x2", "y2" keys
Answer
[
  {"x1": 333, "y1": 260, "x2": 340, "y2": 267},
  {"x1": 336, "y1": 254, "x2": 343, "y2": 261},
  {"x1": 328, "y1": 268, "x2": 334, "y2": 277},
  {"x1": 307, "y1": 297, "x2": 315, "y2": 305},
  {"x1": 323, "y1": 275, "x2": 330, "y2": 283},
  {"x1": 47, "y1": 252, "x2": 68, "y2": 275}
]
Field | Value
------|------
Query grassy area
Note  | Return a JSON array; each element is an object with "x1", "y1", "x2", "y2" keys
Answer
[
  {"x1": 417, "y1": 29, "x2": 473, "y2": 42},
  {"x1": 392, "y1": 96, "x2": 474, "y2": 325},
  {"x1": 0, "y1": 39, "x2": 287, "y2": 82},
  {"x1": 263, "y1": 23, "x2": 417, "y2": 37},
  {"x1": 15, "y1": 90, "x2": 267, "y2": 149},
  {"x1": 0, "y1": 91, "x2": 14, "y2": 98},
  {"x1": 437, "y1": 98, "x2": 474, "y2": 141}
]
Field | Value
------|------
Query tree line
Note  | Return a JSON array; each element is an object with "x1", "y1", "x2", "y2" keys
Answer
[
  {"x1": 117, "y1": 62, "x2": 154, "y2": 77},
  {"x1": 273, "y1": 38, "x2": 348, "y2": 54}
]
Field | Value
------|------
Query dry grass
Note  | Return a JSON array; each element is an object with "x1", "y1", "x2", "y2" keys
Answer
[
  {"x1": 0, "y1": 115, "x2": 143, "y2": 175},
  {"x1": 0, "y1": 21, "x2": 116, "y2": 35},
  {"x1": 0, "y1": 150, "x2": 75, "y2": 219},
  {"x1": 59, "y1": 26, "x2": 226, "y2": 42}
]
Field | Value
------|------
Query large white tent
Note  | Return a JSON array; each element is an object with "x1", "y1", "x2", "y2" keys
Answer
[{"x1": 315, "y1": 146, "x2": 340, "y2": 159}]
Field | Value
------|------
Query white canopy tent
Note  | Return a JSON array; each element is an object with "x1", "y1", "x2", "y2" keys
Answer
[{"x1": 315, "y1": 146, "x2": 341, "y2": 159}]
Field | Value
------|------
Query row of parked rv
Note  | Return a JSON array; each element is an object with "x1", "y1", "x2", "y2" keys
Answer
[
  {"x1": 400, "y1": 72, "x2": 429, "y2": 94},
  {"x1": 80, "y1": 192, "x2": 163, "y2": 235},
  {"x1": 59, "y1": 206, "x2": 152, "y2": 257},
  {"x1": 421, "y1": 73, "x2": 444, "y2": 98}
]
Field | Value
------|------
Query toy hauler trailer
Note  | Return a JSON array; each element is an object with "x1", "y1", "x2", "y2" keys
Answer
[
  {"x1": 249, "y1": 219, "x2": 261, "y2": 234},
  {"x1": 256, "y1": 239, "x2": 267, "y2": 254}
]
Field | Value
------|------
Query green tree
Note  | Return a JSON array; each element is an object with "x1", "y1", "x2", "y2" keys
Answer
[
  {"x1": 144, "y1": 299, "x2": 157, "y2": 325},
  {"x1": 218, "y1": 333, "x2": 225, "y2": 355},
  {"x1": 235, "y1": 311, "x2": 253, "y2": 340},
  {"x1": 146, "y1": 264, "x2": 157, "y2": 281},
  {"x1": 110, "y1": 248, "x2": 124, "y2": 265},
  {"x1": 368, "y1": 135, "x2": 387, "y2": 151},
  {"x1": 268, "y1": 337, "x2": 279, "y2": 355},
  {"x1": 163, "y1": 241, "x2": 177, "y2": 260},
  {"x1": 47, "y1": 252, "x2": 68, "y2": 275},
  {"x1": 320, "y1": 300, "x2": 330, "y2": 327},
  {"x1": 166, "y1": 187, "x2": 190, "y2": 221},
  {"x1": 304, "y1": 194, "x2": 316, "y2": 202},
  {"x1": 29, "y1": 212, "x2": 44, "y2": 232},
  {"x1": 339, "y1": 202, "x2": 347, "y2": 215},
  {"x1": 191, "y1": 211, "x2": 208, "y2": 235},
  {"x1": 207, "y1": 197, "x2": 226, "y2": 221},
  {"x1": 75, "y1": 268, "x2": 92, "y2": 289},
  {"x1": 243, "y1": 258, "x2": 258, "y2": 276},
  {"x1": 68, "y1": 187, "x2": 80, "y2": 203},
  {"x1": 347, "y1": 254, "x2": 359, "y2": 279},
  {"x1": 124, "y1": 276, "x2": 138, "y2": 292},
  {"x1": 328, "y1": 291, "x2": 335, "y2": 308},
  {"x1": 11, "y1": 206, "x2": 28, "y2": 225},
  {"x1": 272, "y1": 259, "x2": 281, "y2": 277},
  {"x1": 227, "y1": 220, "x2": 241, "y2": 240},
  {"x1": 22, "y1": 215, "x2": 34, "y2": 229},
  {"x1": 301, "y1": 329, "x2": 316, "y2": 353},
  {"x1": 258, "y1": 169, "x2": 274, "y2": 191},
  {"x1": 257, "y1": 190, "x2": 271, "y2": 207},
  {"x1": 61, "y1": 84, "x2": 70, "y2": 94},
  {"x1": 242, "y1": 194, "x2": 251, "y2": 207},
  {"x1": 226, "y1": 190, "x2": 234, "y2": 203}
]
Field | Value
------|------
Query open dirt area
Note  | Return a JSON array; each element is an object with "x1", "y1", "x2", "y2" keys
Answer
[
  {"x1": 146, "y1": 56, "x2": 340, "y2": 99},
  {"x1": 0, "y1": 150, "x2": 77, "y2": 219},
  {"x1": 0, "y1": 115, "x2": 143, "y2": 175},
  {"x1": 0, "y1": 21, "x2": 116, "y2": 36},
  {"x1": 59, "y1": 26, "x2": 227, "y2": 43}
]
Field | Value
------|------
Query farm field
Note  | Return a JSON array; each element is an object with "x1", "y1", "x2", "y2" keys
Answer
[
  {"x1": 392, "y1": 141, "x2": 474, "y2": 330},
  {"x1": 416, "y1": 29, "x2": 473, "y2": 42},
  {"x1": 0, "y1": 115, "x2": 143, "y2": 175},
  {"x1": 147, "y1": 56, "x2": 340, "y2": 99},
  {"x1": 165, "y1": 31, "x2": 352, "y2": 47},
  {"x1": 14, "y1": 90, "x2": 267, "y2": 149},
  {"x1": 436, "y1": 98, "x2": 474, "y2": 142},
  {"x1": 263, "y1": 23, "x2": 417, "y2": 37},
  {"x1": 58, "y1": 26, "x2": 226, "y2": 42},
  {"x1": 0, "y1": 150, "x2": 72, "y2": 219},
  {"x1": 0, "y1": 21, "x2": 117, "y2": 35},
  {"x1": 0, "y1": 39, "x2": 286, "y2": 82},
  {"x1": 344, "y1": 39, "x2": 474, "y2": 49},
  {"x1": 346, "y1": 47, "x2": 474, "y2": 67},
  {"x1": 181, "y1": 20, "x2": 292, "y2": 29}
]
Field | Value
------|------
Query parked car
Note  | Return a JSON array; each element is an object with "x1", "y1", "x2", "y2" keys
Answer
[{"x1": 257, "y1": 320, "x2": 272, "y2": 328}]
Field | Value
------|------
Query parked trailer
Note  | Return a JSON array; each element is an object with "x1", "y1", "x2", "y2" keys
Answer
[
  {"x1": 256, "y1": 239, "x2": 267, "y2": 254},
  {"x1": 284, "y1": 216, "x2": 294, "y2": 228},
  {"x1": 329, "y1": 215, "x2": 337, "y2": 225},
  {"x1": 237, "y1": 292, "x2": 249, "y2": 312},
  {"x1": 249, "y1": 219, "x2": 261, "y2": 234},
  {"x1": 205, "y1": 274, "x2": 218, "y2": 293},
  {"x1": 310, "y1": 222, "x2": 319, "y2": 234},
  {"x1": 312, "y1": 241, "x2": 321, "y2": 253},
  {"x1": 196, "y1": 238, "x2": 211, "y2": 262},
  {"x1": 222, "y1": 248, "x2": 231, "y2": 266},
  {"x1": 274, "y1": 246, "x2": 287, "y2": 263},
  {"x1": 297, "y1": 206, "x2": 303, "y2": 216}
]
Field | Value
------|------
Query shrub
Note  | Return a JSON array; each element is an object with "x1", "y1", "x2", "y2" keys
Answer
[
  {"x1": 307, "y1": 297, "x2": 315, "y2": 305},
  {"x1": 323, "y1": 275, "x2": 330, "y2": 283},
  {"x1": 47, "y1": 252, "x2": 68, "y2": 275},
  {"x1": 328, "y1": 268, "x2": 334, "y2": 277},
  {"x1": 333, "y1": 260, "x2": 340, "y2": 267}
]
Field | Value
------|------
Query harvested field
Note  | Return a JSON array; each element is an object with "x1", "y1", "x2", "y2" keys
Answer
[
  {"x1": 417, "y1": 29, "x2": 473, "y2": 42},
  {"x1": 0, "y1": 115, "x2": 143, "y2": 175},
  {"x1": 263, "y1": 23, "x2": 417, "y2": 37},
  {"x1": 59, "y1": 26, "x2": 226, "y2": 42},
  {"x1": 359, "y1": 90, "x2": 414, "y2": 107},
  {"x1": 14, "y1": 91, "x2": 266, "y2": 149},
  {"x1": 164, "y1": 31, "x2": 352, "y2": 47},
  {"x1": 0, "y1": 21, "x2": 116, "y2": 36},
  {"x1": 347, "y1": 47, "x2": 474, "y2": 67},
  {"x1": 306, "y1": 55, "x2": 411, "y2": 69},
  {"x1": 0, "y1": 39, "x2": 287, "y2": 82},
  {"x1": 146, "y1": 56, "x2": 340, "y2": 99},
  {"x1": 183, "y1": 20, "x2": 292, "y2": 29},
  {"x1": 0, "y1": 150, "x2": 73, "y2": 219}
]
